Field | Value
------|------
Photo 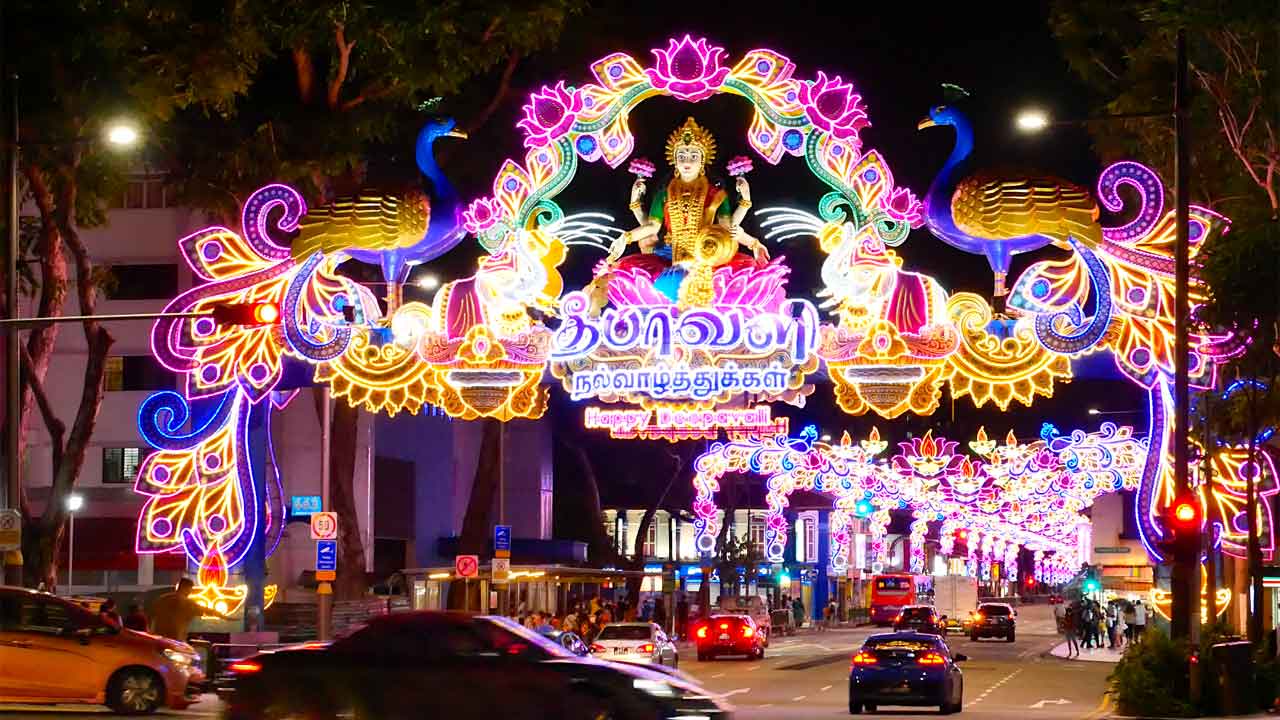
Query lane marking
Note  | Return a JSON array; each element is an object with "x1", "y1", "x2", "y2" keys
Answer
[
  {"x1": 820, "y1": 685, "x2": 833, "y2": 692},
  {"x1": 758, "y1": 703, "x2": 774, "y2": 709},
  {"x1": 722, "y1": 688, "x2": 751, "y2": 698},
  {"x1": 711, "y1": 672, "x2": 726, "y2": 679},
  {"x1": 747, "y1": 664, "x2": 761, "y2": 671},
  {"x1": 792, "y1": 695, "x2": 807, "y2": 702}
]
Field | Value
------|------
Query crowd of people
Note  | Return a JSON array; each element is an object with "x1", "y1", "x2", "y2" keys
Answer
[
  {"x1": 1056, "y1": 597, "x2": 1147, "y2": 658},
  {"x1": 508, "y1": 594, "x2": 694, "y2": 642}
]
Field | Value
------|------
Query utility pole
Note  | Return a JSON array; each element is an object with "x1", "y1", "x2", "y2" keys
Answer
[
  {"x1": 1170, "y1": 28, "x2": 1199, "y2": 644},
  {"x1": 3, "y1": 66, "x2": 22, "y2": 587}
]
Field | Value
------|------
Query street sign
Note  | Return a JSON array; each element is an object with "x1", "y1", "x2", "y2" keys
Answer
[
  {"x1": 290, "y1": 495, "x2": 322, "y2": 517},
  {"x1": 0, "y1": 509, "x2": 20, "y2": 552},
  {"x1": 310, "y1": 512, "x2": 338, "y2": 540},
  {"x1": 455, "y1": 554, "x2": 479, "y2": 578},
  {"x1": 492, "y1": 557, "x2": 510, "y2": 584},
  {"x1": 316, "y1": 540, "x2": 337, "y2": 571},
  {"x1": 1095, "y1": 546, "x2": 1131, "y2": 554},
  {"x1": 494, "y1": 525, "x2": 512, "y2": 559}
]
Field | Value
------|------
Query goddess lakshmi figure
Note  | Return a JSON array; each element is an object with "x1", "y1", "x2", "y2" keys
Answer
[{"x1": 604, "y1": 117, "x2": 768, "y2": 306}]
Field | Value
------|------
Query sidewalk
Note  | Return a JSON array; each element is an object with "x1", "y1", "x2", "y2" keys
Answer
[{"x1": 1050, "y1": 640, "x2": 1125, "y2": 662}]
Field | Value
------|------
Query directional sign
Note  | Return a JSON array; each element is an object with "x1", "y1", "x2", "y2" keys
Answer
[
  {"x1": 494, "y1": 525, "x2": 512, "y2": 559},
  {"x1": 0, "y1": 509, "x2": 20, "y2": 552},
  {"x1": 316, "y1": 540, "x2": 338, "y2": 572},
  {"x1": 455, "y1": 554, "x2": 479, "y2": 578},
  {"x1": 310, "y1": 512, "x2": 338, "y2": 540},
  {"x1": 290, "y1": 495, "x2": 322, "y2": 518},
  {"x1": 492, "y1": 557, "x2": 510, "y2": 584}
]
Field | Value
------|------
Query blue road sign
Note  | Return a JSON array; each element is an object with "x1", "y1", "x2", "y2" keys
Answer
[
  {"x1": 291, "y1": 495, "x2": 322, "y2": 517},
  {"x1": 316, "y1": 540, "x2": 338, "y2": 571},
  {"x1": 494, "y1": 525, "x2": 511, "y2": 556}
]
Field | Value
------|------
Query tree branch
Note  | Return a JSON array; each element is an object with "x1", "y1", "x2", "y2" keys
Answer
[
  {"x1": 293, "y1": 46, "x2": 316, "y2": 104},
  {"x1": 339, "y1": 80, "x2": 396, "y2": 112},
  {"x1": 465, "y1": 51, "x2": 520, "y2": 135},
  {"x1": 19, "y1": 344, "x2": 63, "y2": 473},
  {"x1": 480, "y1": 16, "x2": 503, "y2": 43},
  {"x1": 326, "y1": 24, "x2": 356, "y2": 110}
]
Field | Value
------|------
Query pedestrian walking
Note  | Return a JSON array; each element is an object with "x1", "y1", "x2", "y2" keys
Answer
[
  {"x1": 1132, "y1": 600, "x2": 1146, "y2": 642},
  {"x1": 676, "y1": 595, "x2": 690, "y2": 639},
  {"x1": 99, "y1": 598, "x2": 122, "y2": 631},
  {"x1": 1114, "y1": 611, "x2": 1128, "y2": 653},
  {"x1": 1105, "y1": 602, "x2": 1118, "y2": 649},
  {"x1": 123, "y1": 603, "x2": 148, "y2": 632},
  {"x1": 791, "y1": 596, "x2": 805, "y2": 630},
  {"x1": 1062, "y1": 603, "x2": 1080, "y2": 658}
]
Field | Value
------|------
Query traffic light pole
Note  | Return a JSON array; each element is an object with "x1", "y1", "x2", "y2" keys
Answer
[{"x1": 1170, "y1": 28, "x2": 1198, "y2": 645}]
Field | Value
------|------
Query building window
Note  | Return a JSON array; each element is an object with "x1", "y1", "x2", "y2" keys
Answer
[
  {"x1": 748, "y1": 514, "x2": 765, "y2": 557},
  {"x1": 106, "y1": 264, "x2": 178, "y2": 301},
  {"x1": 805, "y1": 519, "x2": 818, "y2": 564},
  {"x1": 642, "y1": 522, "x2": 657, "y2": 558},
  {"x1": 111, "y1": 175, "x2": 170, "y2": 210},
  {"x1": 104, "y1": 356, "x2": 173, "y2": 392},
  {"x1": 103, "y1": 447, "x2": 149, "y2": 485}
]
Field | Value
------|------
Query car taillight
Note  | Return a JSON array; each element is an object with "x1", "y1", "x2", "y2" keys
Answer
[
  {"x1": 228, "y1": 660, "x2": 262, "y2": 674},
  {"x1": 638, "y1": 643, "x2": 655, "y2": 654},
  {"x1": 696, "y1": 626, "x2": 708, "y2": 639},
  {"x1": 917, "y1": 653, "x2": 946, "y2": 665},
  {"x1": 852, "y1": 652, "x2": 878, "y2": 666},
  {"x1": 894, "y1": 613, "x2": 903, "y2": 623},
  {"x1": 742, "y1": 625, "x2": 755, "y2": 638},
  {"x1": 589, "y1": 643, "x2": 606, "y2": 654},
  {"x1": 972, "y1": 612, "x2": 984, "y2": 621},
  {"x1": 719, "y1": 622, "x2": 729, "y2": 630}
]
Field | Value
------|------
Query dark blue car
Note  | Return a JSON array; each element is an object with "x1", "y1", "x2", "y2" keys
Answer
[{"x1": 848, "y1": 632, "x2": 966, "y2": 714}]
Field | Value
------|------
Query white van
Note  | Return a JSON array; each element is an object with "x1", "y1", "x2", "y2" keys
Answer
[{"x1": 716, "y1": 595, "x2": 772, "y2": 646}]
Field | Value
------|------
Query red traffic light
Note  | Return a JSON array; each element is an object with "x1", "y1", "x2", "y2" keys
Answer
[
  {"x1": 210, "y1": 302, "x2": 281, "y2": 327},
  {"x1": 1174, "y1": 502, "x2": 1197, "y2": 523},
  {"x1": 956, "y1": 529, "x2": 967, "y2": 540}
]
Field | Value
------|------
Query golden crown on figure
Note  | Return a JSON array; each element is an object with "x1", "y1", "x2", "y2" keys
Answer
[{"x1": 665, "y1": 117, "x2": 717, "y2": 169}]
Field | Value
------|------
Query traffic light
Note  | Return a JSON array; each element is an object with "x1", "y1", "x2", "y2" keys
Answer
[
  {"x1": 1082, "y1": 566, "x2": 1101, "y2": 594},
  {"x1": 1161, "y1": 492, "x2": 1203, "y2": 561},
  {"x1": 210, "y1": 301, "x2": 281, "y2": 327}
]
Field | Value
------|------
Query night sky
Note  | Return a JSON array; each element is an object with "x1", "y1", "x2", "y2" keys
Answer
[{"x1": 400, "y1": 2, "x2": 1151, "y2": 509}]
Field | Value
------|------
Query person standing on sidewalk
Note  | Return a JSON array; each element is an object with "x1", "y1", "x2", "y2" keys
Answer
[
  {"x1": 1062, "y1": 602, "x2": 1080, "y2": 658},
  {"x1": 1132, "y1": 600, "x2": 1146, "y2": 642},
  {"x1": 791, "y1": 596, "x2": 804, "y2": 630}
]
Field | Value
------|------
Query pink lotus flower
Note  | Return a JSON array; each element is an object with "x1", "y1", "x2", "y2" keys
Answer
[
  {"x1": 727, "y1": 155, "x2": 754, "y2": 177},
  {"x1": 645, "y1": 35, "x2": 730, "y2": 102},
  {"x1": 880, "y1": 186, "x2": 923, "y2": 226},
  {"x1": 799, "y1": 71, "x2": 869, "y2": 141},
  {"x1": 517, "y1": 81, "x2": 583, "y2": 148},
  {"x1": 462, "y1": 197, "x2": 502, "y2": 234},
  {"x1": 628, "y1": 157, "x2": 656, "y2": 178}
]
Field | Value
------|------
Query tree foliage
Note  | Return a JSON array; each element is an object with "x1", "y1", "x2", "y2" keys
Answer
[{"x1": 2, "y1": 0, "x2": 263, "y2": 586}]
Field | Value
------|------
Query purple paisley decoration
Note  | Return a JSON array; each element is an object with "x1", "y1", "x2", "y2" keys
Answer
[
  {"x1": 240, "y1": 184, "x2": 307, "y2": 261},
  {"x1": 1137, "y1": 382, "x2": 1169, "y2": 562},
  {"x1": 281, "y1": 253, "x2": 351, "y2": 361},
  {"x1": 1098, "y1": 161, "x2": 1164, "y2": 243},
  {"x1": 1034, "y1": 240, "x2": 1112, "y2": 354}
]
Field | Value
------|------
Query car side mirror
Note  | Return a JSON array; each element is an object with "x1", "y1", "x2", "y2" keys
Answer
[{"x1": 953, "y1": 653, "x2": 968, "y2": 662}]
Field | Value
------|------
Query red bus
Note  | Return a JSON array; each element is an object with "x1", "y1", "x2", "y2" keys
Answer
[{"x1": 869, "y1": 573, "x2": 917, "y2": 624}]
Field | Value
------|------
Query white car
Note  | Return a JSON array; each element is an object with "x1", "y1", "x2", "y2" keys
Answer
[{"x1": 589, "y1": 622, "x2": 679, "y2": 668}]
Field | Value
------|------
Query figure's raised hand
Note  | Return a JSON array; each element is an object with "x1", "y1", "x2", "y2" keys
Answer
[
  {"x1": 630, "y1": 178, "x2": 647, "y2": 204},
  {"x1": 607, "y1": 232, "x2": 629, "y2": 262},
  {"x1": 735, "y1": 176, "x2": 751, "y2": 203},
  {"x1": 753, "y1": 240, "x2": 770, "y2": 263}
]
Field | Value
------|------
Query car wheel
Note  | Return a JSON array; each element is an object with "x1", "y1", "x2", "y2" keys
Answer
[
  {"x1": 697, "y1": 651, "x2": 709, "y2": 662},
  {"x1": 757, "y1": 646, "x2": 766, "y2": 660},
  {"x1": 970, "y1": 633, "x2": 979, "y2": 642},
  {"x1": 940, "y1": 696, "x2": 954, "y2": 715},
  {"x1": 107, "y1": 667, "x2": 163, "y2": 715},
  {"x1": 865, "y1": 703, "x2": 878, "y2": 712},
  {"x1": 850, "y1": 696, "x2": 863, "y2": 714},
  {"x1": 672, "y1": 655, "x2": 679, "y2": 670},
  {"x1": 564, "y1": 689, "x2": 616, "y2": 720},
  {"x1": 1006, "y1": 631, "x2": 1015, "y2": 643}
]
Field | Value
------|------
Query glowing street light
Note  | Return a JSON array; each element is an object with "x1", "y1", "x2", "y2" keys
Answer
[
  {"x1": 416, "y1": 274, "x2": 440, "y2": 290},
  {"x1": 1014, "y1": 108, "x2": 1050, "y2": 133},
  {"x1": 820, "y1": 433, "x2": 832, "y2": 442},
  {"x1": 105, "y1": 121, "x2": 141, "y2": 148},
  {"x1": 66, "y1": 493, "x2": 84, "y2": 595}
]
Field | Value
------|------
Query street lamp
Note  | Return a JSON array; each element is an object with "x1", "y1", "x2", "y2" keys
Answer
[
  {"x1": 1014, "y1": 108, "x2": 1050, "y2": 133},
  {"x1": 104, "y1": 120, "x2": 141, "y2": 148},
  {"x1": 65, "y1": 493, "x2": 83, "y2": 595}
]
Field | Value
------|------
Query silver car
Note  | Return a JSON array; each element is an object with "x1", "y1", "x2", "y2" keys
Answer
[{"x1": 589, "y1": 622, "x2": 680, "y2": 668}]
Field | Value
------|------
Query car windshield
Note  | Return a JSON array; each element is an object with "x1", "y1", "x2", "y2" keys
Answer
[
  {"x1": 901, "y1": 608, "x2": 934, "y2": 621},
  {"x1": 478, "y1": 616, "x2": 574, "y2": 658},
  {"x1": 597, "y1": 625, "x2": 653, "y2": 641},
  {"x1": 980, "y1": 605, "x2": 1012, "y2": 616}
]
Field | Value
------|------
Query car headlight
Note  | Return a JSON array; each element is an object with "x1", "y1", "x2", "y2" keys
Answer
[
  {"x1": 633, "y1": 678, "x2": 681, "y2": 698},
  {"x1": 163, "y1": 648, "x2": 195, "y2": 666}
]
